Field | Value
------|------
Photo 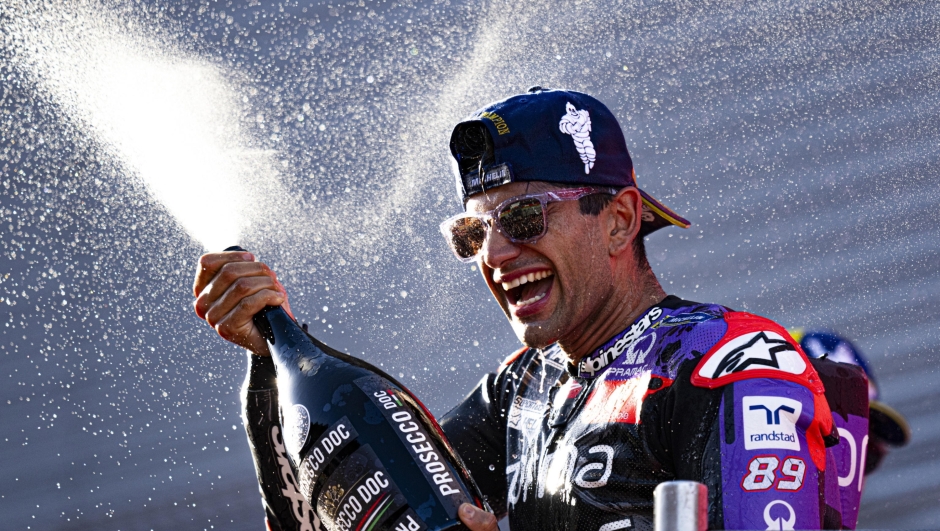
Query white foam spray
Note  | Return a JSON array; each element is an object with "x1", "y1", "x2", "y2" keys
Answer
[{"x1": 5, "y1": 1, "x2": 280, "y2": 251}]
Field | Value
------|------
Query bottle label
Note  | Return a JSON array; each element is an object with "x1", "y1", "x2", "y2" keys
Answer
[
  {"x1": 355, "y1": 375, "x2": 472, "y2": 519},
  {"x1": 317, "y1": 444, "x2": 408, "y2": 531},
  {"x1": 298, "y1": 416, "x2": 360, "y2": 501},
  {"x1": 389, "y1": 508, "x2": 430, "y2": 531}
]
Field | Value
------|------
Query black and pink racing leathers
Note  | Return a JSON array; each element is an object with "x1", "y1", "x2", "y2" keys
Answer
[{"x1": 242, "y1": 296, "x2": 869, "y2": 531}]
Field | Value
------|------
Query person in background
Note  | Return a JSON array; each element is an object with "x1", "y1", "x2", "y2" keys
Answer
[
  {"x1": 790, "y1": 329, "x2": 910, "y2": 527},
  {"x1": 794, "y1": 329, "x2": 911, "y2": 474}
]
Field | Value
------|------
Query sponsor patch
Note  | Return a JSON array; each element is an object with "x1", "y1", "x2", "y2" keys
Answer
[
  {"x1": 653, "y1": 311, "x2": 719, "y2": 328},
  {"x1": 743, "y1": 396, "x2": 802, "y2": 451},
  {"x1": 507, "y1": 396, "x2": 544, "y2": 435},
  {"x1": 284, "y1": 404, "x2": 311, "y2": 465},
  {"x1": 763, "y1": 500, "x2": 797, "y2": 530},
  {"x1": 581, "y1": 373, "x2": 673, "y2": 425},
  {"x1": 461, "y1": 163, "x2": 513, "y2": 197},
  {"x1": 579, "y1": 306, "x2": 663, "y2": 377},
  {"x1": 691, "y1": 312, "x2": 823, "y2": 392},
  {"x1": 700, "y1": 331, "x2": 804, "y2": 380}
]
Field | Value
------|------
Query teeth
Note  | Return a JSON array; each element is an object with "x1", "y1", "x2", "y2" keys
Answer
[
  {"x1": 500, "y1": 270, "x2": 553, "y2": 291},
  {"x1": 516, "y1": 292, "x2": 547, "y2": 307}
]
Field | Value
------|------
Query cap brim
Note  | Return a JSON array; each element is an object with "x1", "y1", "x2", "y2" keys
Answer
[
  {"x1": 870, "y1": 400, "x2": 911, "y2": 447},
  {"x1": 638, "y1": 189, "x2": 690, "y2": 237}
]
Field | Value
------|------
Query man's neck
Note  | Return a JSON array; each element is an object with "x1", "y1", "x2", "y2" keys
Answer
[{"x1": 556, "y1": 266, "x2": 667, "y2": 365}]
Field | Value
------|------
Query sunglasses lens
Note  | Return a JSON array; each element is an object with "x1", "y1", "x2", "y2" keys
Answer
[
  {"x1": 446, "y1": 217, "x2": 486, "y2": 260},
  {"x1": 498, "y1": 198, "x2": 544, "y2": 241}
]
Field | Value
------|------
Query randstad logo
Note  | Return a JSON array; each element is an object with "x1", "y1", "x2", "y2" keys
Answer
[
  {"x1": 749, "y1": 431, "x2": 796, "y2": 444},
  {"x1": 742, "y1": 396, "x2": 802, "y2": 451}
]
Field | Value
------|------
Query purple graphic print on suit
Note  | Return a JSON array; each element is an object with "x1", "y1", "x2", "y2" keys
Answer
[
  {"x1": 830, "y1": 412, "x2": 868, "y2": 528},
  {"x1": 719, "y1": 378, "x2": 834, "y2": 530}
]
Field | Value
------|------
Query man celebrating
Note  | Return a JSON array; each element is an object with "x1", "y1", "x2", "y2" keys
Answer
[{"x1": 193, "y1": 88, "x2": 865, "y2": 530}]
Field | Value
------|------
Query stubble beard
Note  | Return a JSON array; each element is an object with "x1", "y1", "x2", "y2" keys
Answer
[
  {"x1": 507, "y1": 290, "x2": 578, "y2": 350},
  {"x1": 512, "y1": 319, "x2": 560, "y2": 350}
]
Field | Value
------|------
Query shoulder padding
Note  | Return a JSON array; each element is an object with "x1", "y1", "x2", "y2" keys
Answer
[{"x1": 690, "y1": 311, "x2": 824, "y2": 394}]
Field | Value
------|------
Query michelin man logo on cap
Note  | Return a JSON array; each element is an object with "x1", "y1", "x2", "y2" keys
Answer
[
  {"x1": 558, "y1": 102, "x2": 596, "y2": 174},
  {"x1": 449, "y1": 88, "x2": 692, "y2": 237}
]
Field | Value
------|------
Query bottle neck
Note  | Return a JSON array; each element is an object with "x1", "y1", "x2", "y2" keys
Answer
[
  {"x1": 254, "y1": 306, "x2": 313, "y2": 361},
  {"x1": 253, "y1": 305, "x2": 284, "y2": 345}
]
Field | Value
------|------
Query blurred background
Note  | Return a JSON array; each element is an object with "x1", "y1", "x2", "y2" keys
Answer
[{"x1": 1, "y1": 0, "x2": 937, "y2": 528}]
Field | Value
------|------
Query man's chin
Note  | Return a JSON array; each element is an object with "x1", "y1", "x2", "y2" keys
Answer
[{"x1": 511, "y1": 320, "x2": 558, "y2": 350}]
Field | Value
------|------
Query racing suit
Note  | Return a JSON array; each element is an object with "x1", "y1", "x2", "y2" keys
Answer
[{"x1": 241, "y1": 296, "x2": 868, "y2": 530}]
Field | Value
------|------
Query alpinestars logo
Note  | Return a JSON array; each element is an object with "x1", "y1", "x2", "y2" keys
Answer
[
  {"x1": 271, "y1": 425, "x2": 318, "y2": 531},
  {"x1": 743, "y1": 396, "x2": 802, "y2": 450},
  {"x1": 697, "y1": 330, "x2": 805, "y2": 380},
  {"x1": 579, "y1": 307, "x2": 662, "y2": 377},
  {"x1": 559, "y1": 102, "x2": 596, "y2": 174}
]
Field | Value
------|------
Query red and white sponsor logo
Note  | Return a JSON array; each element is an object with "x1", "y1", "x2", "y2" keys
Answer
[
  {"x1": 582, "y1": 373, "x2": 673, "y2": 425},
  {"x1": 691, "y1": 312, "x2": 823, "y2": 393},
  {"x1": 741, "y1": 455, "x2": 806, "y2": 492}
]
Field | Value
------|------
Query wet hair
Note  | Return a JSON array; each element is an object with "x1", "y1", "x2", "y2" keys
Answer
[{"x1": 577, "y1": 192, "x2": 616, "y2": 216}]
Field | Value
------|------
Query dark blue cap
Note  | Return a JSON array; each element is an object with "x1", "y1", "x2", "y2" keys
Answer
[
  {"x1": 794, "y1": 329, "x2": 910, "y2": 447},
  {"x1": 449, "y1": 87, "x2": 690, "y2": 237}
]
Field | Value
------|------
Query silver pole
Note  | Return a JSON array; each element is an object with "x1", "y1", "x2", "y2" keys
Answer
[{"x1": 653, "y1": 480, "x2": 708, "y2": 531}]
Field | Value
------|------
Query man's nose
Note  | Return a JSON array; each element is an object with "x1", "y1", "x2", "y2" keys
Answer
[{"x1": 480, "y1": 225, "x2": 521, "y2": 270}]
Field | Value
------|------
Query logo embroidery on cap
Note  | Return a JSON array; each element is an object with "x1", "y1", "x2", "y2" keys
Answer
[{"x1": 559, "y1": 102, "x2": 596, "y2": 174}]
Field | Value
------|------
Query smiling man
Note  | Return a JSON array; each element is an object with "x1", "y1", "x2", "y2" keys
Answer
[{"x1": 193, "y1": 88, "x2": 867, "y2": 531}]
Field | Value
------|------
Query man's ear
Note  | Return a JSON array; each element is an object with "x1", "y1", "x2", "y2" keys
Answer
[{"x1": 607, "y1": 187, "x2": 643, "y2": 257}]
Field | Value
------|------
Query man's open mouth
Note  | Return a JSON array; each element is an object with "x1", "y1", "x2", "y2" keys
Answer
[{"x1": 501, "y1": 270, "x2": 554, "y2": 308}]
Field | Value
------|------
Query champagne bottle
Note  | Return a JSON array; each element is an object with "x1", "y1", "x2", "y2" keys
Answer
[{"x1": 225, "y1": 247, "x2": 489, "y2": 531}]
